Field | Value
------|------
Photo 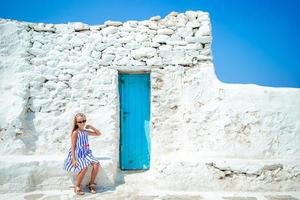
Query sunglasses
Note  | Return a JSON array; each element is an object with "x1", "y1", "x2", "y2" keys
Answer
[{"x1": 77, "y1": 120, "x2": 86, "y2": 124}]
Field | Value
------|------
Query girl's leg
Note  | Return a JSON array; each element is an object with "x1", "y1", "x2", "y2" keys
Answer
[
  {"x1": 76, "y1": 167, "x2": 88, "y2": 187},
  {"x1": 89, "y1": 163, "x2": 100, "y2": 184}
]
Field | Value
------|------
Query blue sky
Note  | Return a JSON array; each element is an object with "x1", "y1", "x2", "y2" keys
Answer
[{"x1": 1, "y1": 0, "x2": 299, "y2": 88}]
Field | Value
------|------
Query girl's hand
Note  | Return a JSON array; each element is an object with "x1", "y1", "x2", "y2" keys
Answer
[
  {"x1": 84, "y1": 125, "x2": 94, "y2": 133},
  {"x1": 72, "y1": 159, "x2": 78, "y2": 167},
  {"x1": 84, "y1": 124, "x2": 101, "y2": 136},
  {"x1": 85, "y1": 124, "x2": 91, "y2": 129}
]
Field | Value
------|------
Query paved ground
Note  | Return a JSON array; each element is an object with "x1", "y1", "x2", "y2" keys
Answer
[{"x1": 1, "y1": 186, "x2": 300, "y2": 200}]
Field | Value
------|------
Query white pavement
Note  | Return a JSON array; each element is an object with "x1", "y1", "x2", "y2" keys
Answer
[{"x1": 1, "y1": 184, "x2": 300, "y2": 200}]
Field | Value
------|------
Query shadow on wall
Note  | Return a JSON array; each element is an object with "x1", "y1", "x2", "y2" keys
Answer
[
  {"x1": 7, "y1": 86, "x2": 39, "y2": 154},
  {"x1": 21, "y1": 94, "x2": 38, "y2": 154}
]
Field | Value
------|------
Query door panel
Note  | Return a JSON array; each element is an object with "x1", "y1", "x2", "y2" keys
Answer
[{"x1": 119, "y1": 74, "x2": 150, "y2": 170}]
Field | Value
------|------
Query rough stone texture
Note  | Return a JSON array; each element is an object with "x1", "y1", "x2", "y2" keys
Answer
[{"x1": 0, "y1": 10, "x2": 299, "y2": 193}]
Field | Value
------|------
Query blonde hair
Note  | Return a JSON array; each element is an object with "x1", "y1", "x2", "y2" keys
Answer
[{"x1": 71, "y1": 112, "x2": 86, "y2": 134}]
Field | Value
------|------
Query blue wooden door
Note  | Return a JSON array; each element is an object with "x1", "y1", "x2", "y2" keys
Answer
[{"x1": 119, "y1": 74, "x2": 150, "y2": 170}]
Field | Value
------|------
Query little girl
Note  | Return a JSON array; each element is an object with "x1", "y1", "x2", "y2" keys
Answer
[{"x1": 64, "y1": 113, "x2": 102, "y2": 195}]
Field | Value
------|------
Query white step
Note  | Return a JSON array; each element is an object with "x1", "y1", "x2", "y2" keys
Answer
[
  {"x1": 116, "y1": 157, "x2": 300, "y2": 192},
  {"x1": 0, "y1": 155, "x2": 116, "y2": 192}
]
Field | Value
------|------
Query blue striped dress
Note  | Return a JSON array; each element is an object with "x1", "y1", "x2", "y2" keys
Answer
[{"x1": 64, "y1": 130, "x2": 99, "y2": 174}]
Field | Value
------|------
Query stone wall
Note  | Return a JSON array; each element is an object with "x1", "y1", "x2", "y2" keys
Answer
[{"x1": 0, "y1": 10, "x2": 299, "y2": 192}]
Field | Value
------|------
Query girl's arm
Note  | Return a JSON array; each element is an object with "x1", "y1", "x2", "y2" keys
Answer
[
  {"x1": 85, "y1": 124, "x2": 102, "y2": 136},
  {"x1": 71, "y1": 130, "x2": 78, "y2": 166}
]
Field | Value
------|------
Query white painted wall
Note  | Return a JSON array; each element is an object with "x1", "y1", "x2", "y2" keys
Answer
[{"x1": 0, "y1": 11, "x2": 299, "y2": 192}]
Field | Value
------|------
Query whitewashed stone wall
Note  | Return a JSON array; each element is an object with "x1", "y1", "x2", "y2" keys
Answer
[{"x1": 0, "y1": 11, "x2": 299, "y2": 192}]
